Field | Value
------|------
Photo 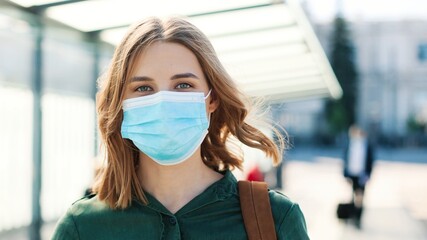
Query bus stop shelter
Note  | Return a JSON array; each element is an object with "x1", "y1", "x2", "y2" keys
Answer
[{"x1": 0, "y1": 0, "x2": 342, "y2": 239}]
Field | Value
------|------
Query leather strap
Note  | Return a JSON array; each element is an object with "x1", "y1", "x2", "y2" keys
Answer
[{"x1": 238, "y1": 181, "x2": 277, "y2": 240}]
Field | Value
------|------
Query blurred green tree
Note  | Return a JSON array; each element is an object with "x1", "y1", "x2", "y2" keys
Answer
[{"x1": 326, "y1": 17, "x2": 359, "y2": 135}]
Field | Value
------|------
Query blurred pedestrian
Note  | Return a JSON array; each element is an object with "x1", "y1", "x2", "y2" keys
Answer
[
  {"x1": 342, "y1": 125, "x2": 375, "y2": 228},
  {"x1": 51, "y1": 17, "x2": 309, "y2": 239}
]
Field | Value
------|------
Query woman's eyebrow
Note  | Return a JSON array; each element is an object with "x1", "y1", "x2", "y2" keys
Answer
[
  {"x1": 129, "y1": 76, "x2": 154, "y2": 82},
  {"x1": 171, "y1": 72, "x2": 199, "y2": 80}
]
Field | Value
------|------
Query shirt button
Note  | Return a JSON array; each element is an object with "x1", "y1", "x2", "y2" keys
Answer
[{"x1": 169, "y1": 217, "x2": 177, "y2": 225}]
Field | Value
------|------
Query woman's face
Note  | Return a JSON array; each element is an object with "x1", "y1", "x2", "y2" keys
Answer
[{"x1": 124, "y1": 42, "x2": 217, "y2": 113}]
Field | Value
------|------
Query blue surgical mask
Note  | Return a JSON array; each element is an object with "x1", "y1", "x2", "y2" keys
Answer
[{"x1": 121, "y1": 90, "x2": 211, "y2": 165}]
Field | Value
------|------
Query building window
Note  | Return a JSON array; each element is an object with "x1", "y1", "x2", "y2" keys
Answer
[{"x1": 418, "y1": 43, "x2": 427, "y2": 62}]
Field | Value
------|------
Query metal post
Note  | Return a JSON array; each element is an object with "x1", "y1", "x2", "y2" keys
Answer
[
  {"x1": 91, "y1": 33, "x2": 100, "y2": 156},
  {"x1": 30, "y1": 20, "x2": 43, "y2": 240}
]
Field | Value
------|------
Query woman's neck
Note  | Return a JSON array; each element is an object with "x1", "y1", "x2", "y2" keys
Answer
[{"x1": 137, "y1": 150, "x2": 223, "y2": 214}]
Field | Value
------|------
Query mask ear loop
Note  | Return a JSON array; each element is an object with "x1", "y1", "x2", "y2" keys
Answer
[
  {"x1": 204, "y1": 89, "x2": 213, "y2": 129},
  {"x1": 204, "y1": 89, "x2": 212, "y2": 99}
]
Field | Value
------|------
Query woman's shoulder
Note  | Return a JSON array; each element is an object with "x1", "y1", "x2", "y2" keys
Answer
[
  {"x1": 66, "y1": 194, "x2": 112, "y2": 217},
  {"x1": 51, "y1": 194, "x2": 114, "y2": 239},
  {"x1": 268, "y1": 189, "x2": 294, "y2": 211},
  {"x1": 268, "y1": 189, "x2": 302, "y2": 222},
  {"x1": 268, "y1": 190, "x2": 310, "y2": 239}
]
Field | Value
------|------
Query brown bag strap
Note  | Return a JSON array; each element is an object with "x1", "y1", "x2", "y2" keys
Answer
[{"x1": 238, "y1": 181, "x2": 277, "y2": 240}]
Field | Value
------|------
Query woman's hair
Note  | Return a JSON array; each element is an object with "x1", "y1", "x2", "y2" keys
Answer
[{"x1": 94, "y1": 17, "x2": 285, "y2": 209}]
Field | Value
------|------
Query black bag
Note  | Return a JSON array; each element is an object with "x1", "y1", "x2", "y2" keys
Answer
[{"x1": 336, "y1": 202, "x2": 356, "y2": 219}]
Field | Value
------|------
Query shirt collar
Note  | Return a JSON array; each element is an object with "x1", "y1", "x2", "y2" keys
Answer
[{"x1": 135, "y1": 170, "x2": 238, "y2": 216}]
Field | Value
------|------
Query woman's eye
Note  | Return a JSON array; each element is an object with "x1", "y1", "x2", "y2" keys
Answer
[
  {"x1": 176, "y1": 83, "x2": 191, "y2": 89},
  {"x1": 136, "y1": 86, "x2": 153, "y2": 92}
]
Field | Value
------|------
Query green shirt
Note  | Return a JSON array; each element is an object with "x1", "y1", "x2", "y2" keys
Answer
[{"x1": 52, "y1": 171, "x2": 309, "y2": 239}]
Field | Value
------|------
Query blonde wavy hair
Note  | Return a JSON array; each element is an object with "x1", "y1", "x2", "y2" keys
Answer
[{"x1": 94, "y1": 17, "x2": 285, "y2": 209}]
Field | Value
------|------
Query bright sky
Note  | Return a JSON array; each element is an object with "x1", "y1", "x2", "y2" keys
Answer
[{"x1": 303, "y1": 0, "x2": 427, "y2": 22}]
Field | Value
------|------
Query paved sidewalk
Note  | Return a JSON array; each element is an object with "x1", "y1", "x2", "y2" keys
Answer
[{"x1": 278, "y1": 150, "x2": 427, "y2": 240}]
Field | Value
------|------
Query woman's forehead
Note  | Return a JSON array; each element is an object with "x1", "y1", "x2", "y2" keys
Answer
[{"x1": 130, "y1": 42, "x2": 205, "y2": 80}]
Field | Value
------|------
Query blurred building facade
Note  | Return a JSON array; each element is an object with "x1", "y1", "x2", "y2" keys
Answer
[{"x1": 275, "y1": 19, "x2": 427, "y2": 146}]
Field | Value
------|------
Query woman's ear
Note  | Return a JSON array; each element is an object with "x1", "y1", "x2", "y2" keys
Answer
[{"x1": 208, "y1": 90, "x2": 219, "y2": 113}]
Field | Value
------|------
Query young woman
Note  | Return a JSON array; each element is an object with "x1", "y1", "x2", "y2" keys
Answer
[{"x1": 52, "y1": 17, "x2": 309, "y2": 239}]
